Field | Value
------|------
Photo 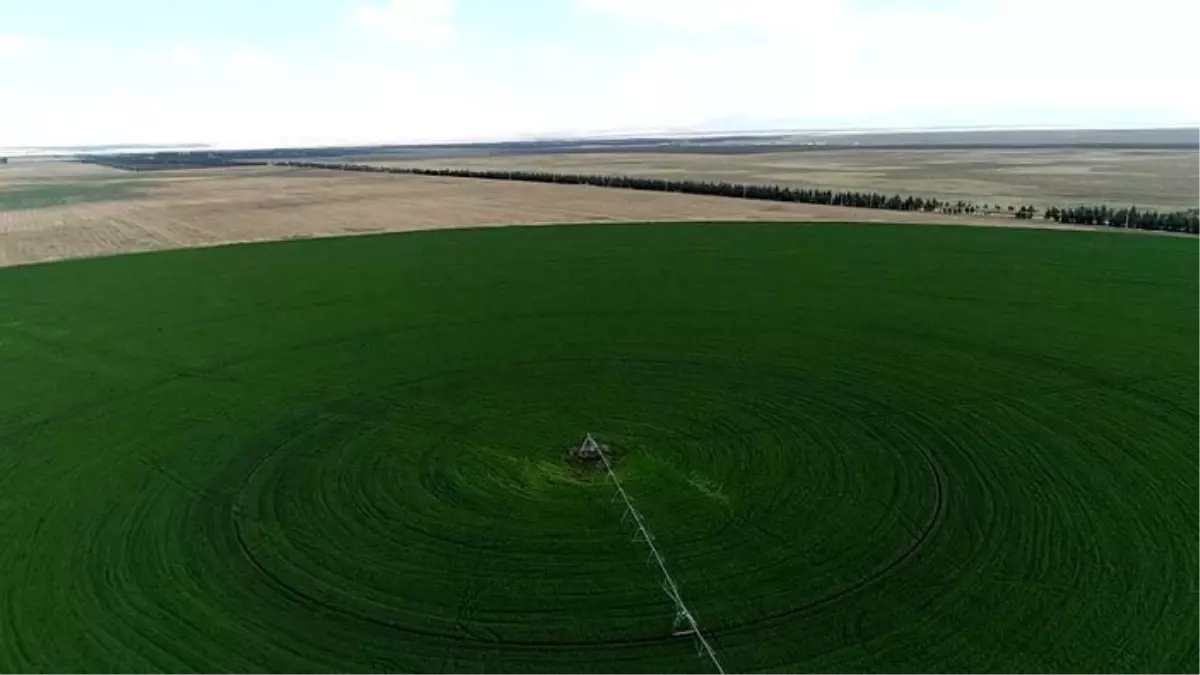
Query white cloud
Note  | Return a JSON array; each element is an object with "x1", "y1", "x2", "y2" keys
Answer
[
  {"x1": 168, "y1": 45, "x2": 203, "y2": 68},
  {"x1": 0, "y1": 34, "x2": 42, "y2": 54},
  {"x1": 580, "y1": 0, "x2": 1199, "y2": 129},
  {"x1": 353, "y1": 0, "x2": 455, "y2": 47},
  {"x1": 226, "y1": 47, "x2": 277, "y2": 79},
  {"x1": 538, "y1": 44, "x2": 568, "y2": 65},
  {"x1": 2, "y1": 0, "x2": 1196, "y2": 147},
  {"x1": 578, "y1": 0, "x2": 846, "y2": 36}
]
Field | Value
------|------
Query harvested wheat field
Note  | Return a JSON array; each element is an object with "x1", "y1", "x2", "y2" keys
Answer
[
  {"x1": 356, "y1": 149, "x2": 1200, "y2": 211},
  {"x1": 1, "y1": 160, "x2": 1105, "y2": 268}
]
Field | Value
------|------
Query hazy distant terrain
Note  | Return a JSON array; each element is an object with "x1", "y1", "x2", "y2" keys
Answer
[
  {"x1": 301, "y1": 128, "x2": 1198, "y2": 210},
  {"x1": 353, "y1": 148, "x2": 1199, "y2": 211},
  {"x1": 12, "y1": 126, "x2": 1192, "y2": 160},
  {"x1": 0, "y1": 143, "x2": 210, "y2": 158},
  {"x1": 283, "y1": 127, "x2": 1200, "y2": 162},
  {"x1": 9, "y1": 127, "x2": 1196, "y2": 221}
]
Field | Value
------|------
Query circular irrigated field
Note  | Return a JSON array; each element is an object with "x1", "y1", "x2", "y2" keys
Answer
[{"x1": 0, "y1": 223, "x2": 1195, "y2": 672}]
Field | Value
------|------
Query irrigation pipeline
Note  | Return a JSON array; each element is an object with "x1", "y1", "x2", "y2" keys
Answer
[{"x1": 580, "y1": 434, "x2": 726, "y2": 674}]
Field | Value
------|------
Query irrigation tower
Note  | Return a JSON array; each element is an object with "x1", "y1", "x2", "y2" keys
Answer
[{"x1": 577, "y1": 434, "x2": 725, "y2": 674}]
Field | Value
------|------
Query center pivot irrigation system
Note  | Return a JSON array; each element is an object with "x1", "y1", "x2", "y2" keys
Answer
[{"x1": 578, "y1": 434, "x2": 726, "y2": 674}]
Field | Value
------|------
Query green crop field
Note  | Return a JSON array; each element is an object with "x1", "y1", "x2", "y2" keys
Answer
[{"x1": 0, "y1": 222, "x2": 1195, "y2": 673}]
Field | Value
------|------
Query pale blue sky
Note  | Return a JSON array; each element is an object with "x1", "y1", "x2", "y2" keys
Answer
[{"x1": 1, "y1": 0, "x2": 1195, "y2": 147}]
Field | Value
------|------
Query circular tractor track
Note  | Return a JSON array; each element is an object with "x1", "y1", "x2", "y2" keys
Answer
[{"x1": 0, "y1": 223, "x2": 1194, "y2": 673}]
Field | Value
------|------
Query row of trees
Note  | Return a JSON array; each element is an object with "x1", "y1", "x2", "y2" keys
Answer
[
  {"x1": 275, "y1": 161, "x2": 1197, "y2": 235},
  {"x1": 1043, "y1": 205, "x2": 1198, "y2": 233},
  {"x1": 81, "y1": 154, "x2": 264, "y2": 171},
  {"x1": 275, "y1": 161, "x2": 1043, "y2": 215},
  {"x1": 85, "y1": 154, "x2": 1196, "y2": 235}
]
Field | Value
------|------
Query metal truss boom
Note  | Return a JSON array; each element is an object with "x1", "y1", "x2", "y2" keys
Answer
[{"x1": 579, "y1": 434, "x2": 725, "y2": 674}]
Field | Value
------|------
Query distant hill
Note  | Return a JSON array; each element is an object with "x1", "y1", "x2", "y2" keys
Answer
[
  {"x1": 71, "y1": 127, "x2": 1198, "y2": 165},
  {"x1": 1, "y1": 143, "x2": 210, "y2": 158}
]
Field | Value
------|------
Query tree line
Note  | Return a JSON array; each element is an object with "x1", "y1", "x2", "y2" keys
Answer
[
  {"x1": 78, "y1": 154, "x2": 1197, "y2": 235},
  {"x1": 80, "y1": 155, "x2": 267, "y2": 171},
  {"x1": 276, "y1": 161, "x2": 1022, "y2": 214},
  {"x1": 1042, "y1": 205, "x2": 1198, "y2": 232},
  {"x1": 272, "y1": 161, "x2": 1198, "y2": 235}
]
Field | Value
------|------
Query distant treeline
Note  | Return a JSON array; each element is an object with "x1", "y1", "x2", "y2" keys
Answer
[
  {"x1": 288, "y1": 160, "x2": 1024, "y2": 212},
  {"x1": 80, "y1": 155, "x2": 267, "y2": 171},
  {"x1": 274, "y1": 161, "x2": 1199, "y2": 235},
  {"x1": 78, "y1": 154, "x2": 1198, "y2": 235},
  {"x1": 1043, "y1": 205, "x2": 1199, "y2": 231}
]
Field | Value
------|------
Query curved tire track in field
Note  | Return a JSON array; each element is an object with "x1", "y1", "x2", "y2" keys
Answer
[
  {"x1": 220, "y1": 354, "x2": 951, "y2": 653},
  {"x1": 2, "y1": 224, "x2": 1194, "y2": 672},
  {"x1": 711, "y1": 421, "x2": 949, "y2": 640}
]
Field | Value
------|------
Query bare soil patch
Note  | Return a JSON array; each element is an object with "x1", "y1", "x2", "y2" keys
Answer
[{"x1": 0, "y1": 163, "x2": 1122, "y2": 269}]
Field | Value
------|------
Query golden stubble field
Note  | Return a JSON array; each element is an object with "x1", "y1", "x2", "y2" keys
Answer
[
  {"x1": 0, "y1": 159, "x2": 1105, "y2": 269},
  {"x1": 361, "y1": 149, "x2": 1200, "y2": 211}
]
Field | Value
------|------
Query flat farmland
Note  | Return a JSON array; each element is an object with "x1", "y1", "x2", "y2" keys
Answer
[
  {"x1": 0, "y1": 159, "x2": 1085, "y2": 269},
  {"x1": 355, "y1": 149, "x2": 1200, "y2": 211},
  {"x1": 0, "y1": 222, "x2": 1195, "y2": 672}
]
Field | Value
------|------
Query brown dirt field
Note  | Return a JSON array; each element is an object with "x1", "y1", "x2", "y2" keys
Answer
[
  {"x1": 0, "y1": 160, "x2": 122, "y2": 184},
  {"x1": 355, "y1": 149, "x2": 1200, "y2": 211},
  {"x1": 0, "y1": 161, "x2": 1138, "y2": 269}
]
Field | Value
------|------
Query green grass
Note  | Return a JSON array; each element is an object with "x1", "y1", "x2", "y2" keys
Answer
[
  {"x1": 0, "y1": 181, "x2": 150, "y2": 210},
  {"x1": 0, "y1": 222, "x2": 1195, "y2": 673}
]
